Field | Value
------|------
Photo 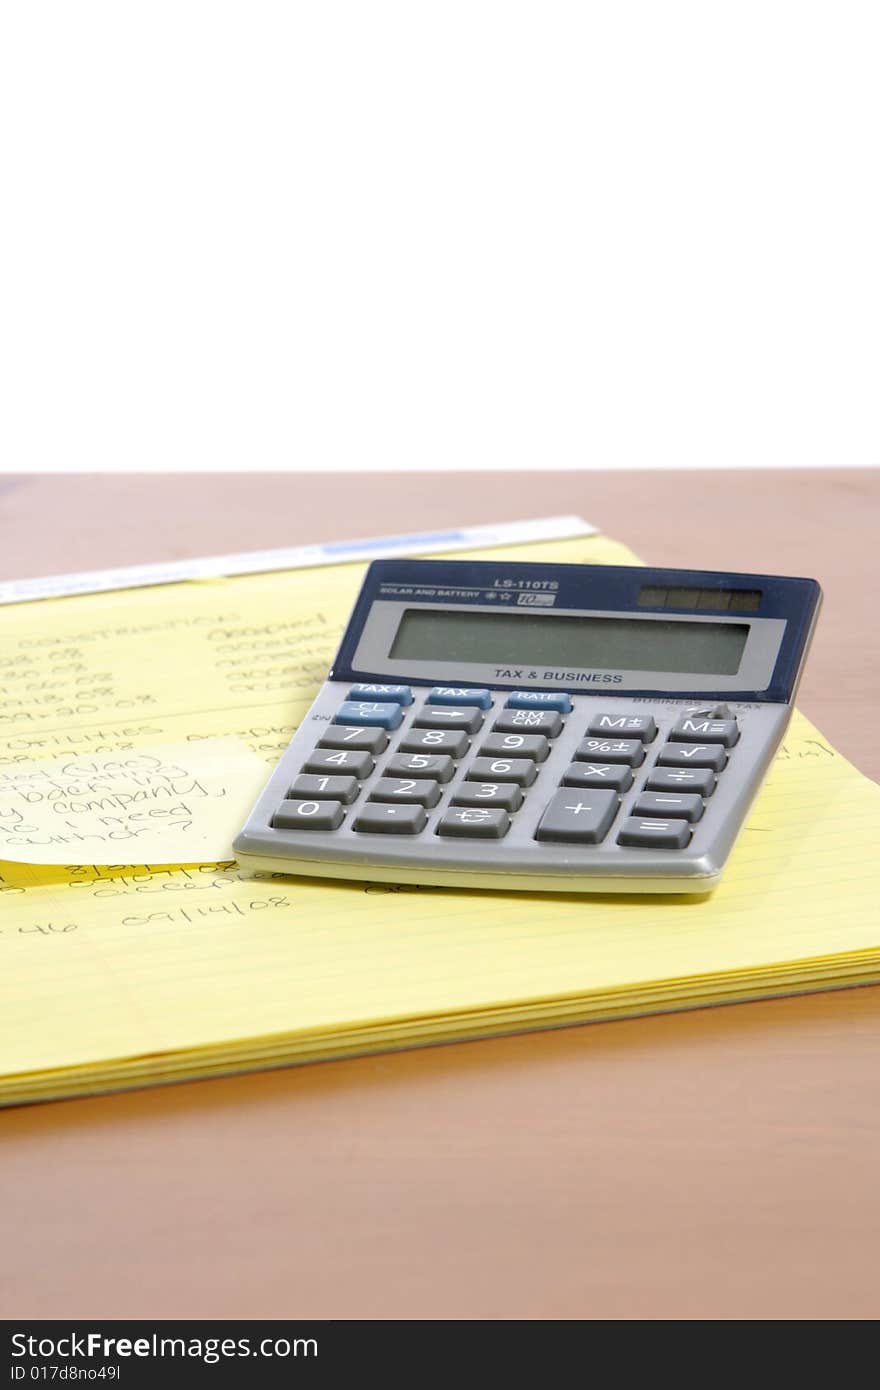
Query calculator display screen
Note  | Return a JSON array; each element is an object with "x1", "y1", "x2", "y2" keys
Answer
[{"x1": 390, "y1": 609, "x2": 750, "y2": 676}]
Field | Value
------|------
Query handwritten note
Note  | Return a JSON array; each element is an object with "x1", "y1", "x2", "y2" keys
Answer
[{"x1": 0, "y1": 738, "x2": 269, "y2": 865}]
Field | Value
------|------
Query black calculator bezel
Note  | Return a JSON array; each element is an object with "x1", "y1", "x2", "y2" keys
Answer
[{"x1": 330, "y1": 561, "x2": 821, "y2": 704}]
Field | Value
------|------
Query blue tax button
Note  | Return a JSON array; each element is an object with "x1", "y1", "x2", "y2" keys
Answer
[
  {"x1": 427, "y1": 687, "x2": 492, "y2": 709},
  {"x1": 505, "y1": 690, "x2": 573, "y2": 713},
  {"x1": 335, "y1": 701, "x2": 404, "y2": 730},
  {"x1": 348, "y1": 684, "x2": 413, "y2": 705}
]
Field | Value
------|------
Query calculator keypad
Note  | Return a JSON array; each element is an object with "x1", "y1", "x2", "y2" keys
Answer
[{"x1": 269, "y1": 684, "x2": 748, "y2": 864}]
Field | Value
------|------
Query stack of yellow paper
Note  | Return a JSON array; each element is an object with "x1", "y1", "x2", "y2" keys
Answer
[{"x1": 1, "y1": 529, "x2": 878, "y2": 1106}]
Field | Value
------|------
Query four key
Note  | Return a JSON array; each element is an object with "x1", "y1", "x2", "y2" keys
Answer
[{"x1": 302, "y1": 748, "x2": 374, "y2": 779}]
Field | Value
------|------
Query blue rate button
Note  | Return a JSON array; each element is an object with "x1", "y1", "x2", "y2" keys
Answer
[
  {"x1": 348, "y1": 684, "x2": 413, "y2": 705},
  {"x1": 336, "y1": 701, "x2": 404, "y2": 730},
  {"x1": 505, "y1": 690, "x2": 573, "y2": 713},
  {"x1": 427, "y1": 687, "x2": 492, "y2": 709}
]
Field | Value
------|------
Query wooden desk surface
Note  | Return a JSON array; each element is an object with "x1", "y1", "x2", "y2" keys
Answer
[{"x1": 1, "y1": 469, "x2": 878, "y2": 1321}]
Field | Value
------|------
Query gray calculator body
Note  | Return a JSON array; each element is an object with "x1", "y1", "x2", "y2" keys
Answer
[{"x1": 234, "y1": 560, "x2": 821, "y2": 894}]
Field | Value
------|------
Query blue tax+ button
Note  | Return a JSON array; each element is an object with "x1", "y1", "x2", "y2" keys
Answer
[
  {"x1": 335, "y1": 701, "x2": 404, "y2": 730},
  {"x1": 427, "y1": 687, "x2": 492, "y2": 709},
  {"x1": 505, "y1": 690, "x2": 573, "y2": 714},
  {"x1": 348, "y1": 684, "x2": 413, "y2": 705}
]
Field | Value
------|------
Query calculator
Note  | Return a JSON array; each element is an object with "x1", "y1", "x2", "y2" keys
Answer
[{"x1": 233, "y1": 559, "x2": 821, "y2": 894}]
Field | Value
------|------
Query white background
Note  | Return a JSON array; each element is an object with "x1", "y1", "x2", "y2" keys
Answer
[{"x1": 1, "y1": 2, "x2": 878, "y2": 473}]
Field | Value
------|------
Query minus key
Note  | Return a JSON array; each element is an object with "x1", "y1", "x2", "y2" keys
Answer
[{"x1": 632, "y1": 792, "x2": 704, "y2": 823}]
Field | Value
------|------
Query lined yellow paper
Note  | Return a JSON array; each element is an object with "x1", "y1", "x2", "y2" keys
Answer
[
  {"x1": 1, "y1": 531, "x2": 878, "y2": 1105},
  {"x1": 0, "y1": 739, "x2": 268, "y2": 865}
]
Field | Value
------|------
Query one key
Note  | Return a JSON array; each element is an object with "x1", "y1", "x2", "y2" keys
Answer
[
  {"x1": 335, "y1": 700, "x2": 403, "y2": 730},
  {"x1": 633, "y1": 792, "x2": 704, "y2": 823},
  {"x1": 669, "y1": 716, "x2": 739, "y2": 747},
  {"x1": 586, "y1": 713, "x2": 657, "y2": 741},
  {"x1": 318, "y1": 724, "x2": 388, "y2": 753},
  {"x1": 505, "y1": 691, "x2": 572, "y2": 713},
  {"x1": 644, "y1": 766, "x2": 715, "y2": 796},
  {"x1": 535, "y1": 789, "x2": 619, "y2": 844},
  {"x1": 288, "y1": 774, "x2": 360, "y2": 804},
  {"x1": 467, "y1": 756, "x2": 538, "y2": 786},
  {"x1": 493, "y1": 709, "x2": 563, "y2": 738},
  {"x1": 617, "y1": 817, "x2": 691, "y2": 849},
  {"x1": 560, "y1": 762, "x2": 633, "y2": 792},
  {"x1": 398, "y1": 729, "x2": 469, "y2": 758},
  {"x1": 479, "y1": 733, "x2": 550, "y2": 762},
  {"x1": 302, "y1": 748, "x2": 374, "y2": 779},
  {"x1": 427, "y1": 687, "x2": 492, "y2": 709},
  {"x1": 574, "y1": 737, "x2": 645, "y2": 767},
  {"x1": 436, "y1": 807, "x2": 510, "y2": 838},
  {"x1": 656, "y1": 742, "x2": 727, "y2": 771},
  {"x1": 368, "y1": 777, "x2": 442, "y2": 808},
  {"x1": 385, "y1": 753, "x2": 456, "y2": 782},
  {"x1": 413, "y1": 705, "x2": 484, "y2": 733},
  {"x1": 272, "y1": 799, "x2": 345, "y2": 831},
  {"x1": 451, "y1": 781, "x2": 523, "y2": 811},
  {"x1": 348, "y1": 684, "x2": 413, "y2": 705},
  {"x1": 353, "y1": 804, "x2": 427, "y2": 834}
]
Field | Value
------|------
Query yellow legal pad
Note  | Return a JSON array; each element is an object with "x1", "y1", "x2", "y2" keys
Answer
[{"x1": 1, "y1": 531, "x2": 878, "y2": 1105}]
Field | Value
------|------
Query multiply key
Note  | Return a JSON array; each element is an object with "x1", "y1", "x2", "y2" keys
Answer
[{"x1": 560, "y1": 762, "x2": 633, "y2": 792}]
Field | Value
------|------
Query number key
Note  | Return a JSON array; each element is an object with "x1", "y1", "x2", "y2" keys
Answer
[
  {"x1": 318, "y1": 724, "x2": 388, "y2": 753},
  {"x1": 451, "y1": 781, "x2": 523, "y2": 811},
  {"x1": 368, "y1": 777, "x2": 442, "y2": 807},
  {"x1": 466, "y1": 756, "x2": 537, "y2": 786},
  {"x1": 398, "y1": 729, "x2": 470, "y2": 758},
  {"x1": 272, "y1": 799, "x2": 345, "y2": 831},
  {"x1": 385, "y1": 753, "x2": 455, "y2": 782},
  {"x1": 479, "y1": 733, "x2": 550, "y2": 762}
]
